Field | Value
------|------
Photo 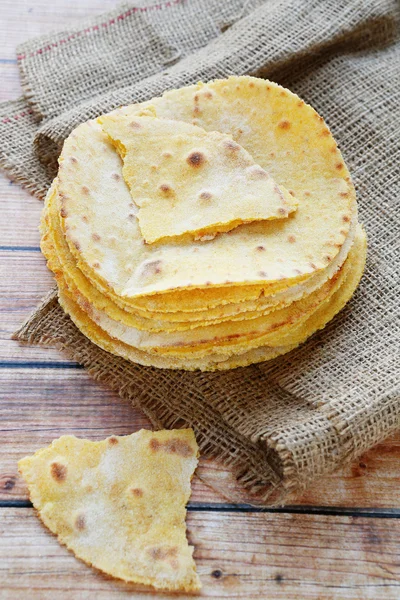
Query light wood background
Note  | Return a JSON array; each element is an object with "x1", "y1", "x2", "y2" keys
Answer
[{"x1": 1, "y1": 1, "x2": 399, "y2": 598}]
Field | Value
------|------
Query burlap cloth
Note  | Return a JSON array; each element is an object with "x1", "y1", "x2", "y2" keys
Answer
[{"x1": 1, "y1": 0, "x2": 399, "y2": 505}]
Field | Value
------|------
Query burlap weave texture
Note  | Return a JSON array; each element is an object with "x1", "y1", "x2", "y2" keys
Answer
[{"x1": 2, "y1": 0, "x2": 399, "y2": 504}]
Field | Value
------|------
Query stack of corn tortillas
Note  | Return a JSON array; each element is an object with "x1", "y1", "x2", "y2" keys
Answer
[{"x1": 41, "y1": 76, "x2": 366, "y2": 371}]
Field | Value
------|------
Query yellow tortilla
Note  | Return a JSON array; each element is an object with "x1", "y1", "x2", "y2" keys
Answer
[
  {"x1": 56, "y1": 223, "x2": 365, "y2": 371},
  {"x1": 99, "y1": 114, "x2": 297, "y2": 244},
  {"x1": 18, "y1": 430, "x2": 200, "y2": 592},
  {"x1": 43, "y1": 181, "x2": 360, "y2": 357},
  {"x1": 61, "y1": 228, "x2": 360, "y2": 359},
  {"x1": 57, "y1": 288, "x2": 296, "y2": 370},
  {"x1": 58, "y1": 76, "x2": 355, "y2": 306},
  {"x1": 42, "y1": 182, "x2": 356, "y2": 332}
]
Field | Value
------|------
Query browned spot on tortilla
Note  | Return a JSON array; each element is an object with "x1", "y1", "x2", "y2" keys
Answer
[
  {"x1": 340, "y1": 191, "x2": 349, "y2": 197},
  {"x1": 249, "y1": 166, "x2": 268, "y2": 179},
  {"x1": 320, "y1": 128, "x2": 330, "y2": 136},
  {"x1": 149, "y1": 546, "x2": 178, "y2": 561},
  {"x1": 92, "y1": 233, "x2": 101, "y2": 242},
  {"x1": 194, "y1": 106, "x2": 201, "y2": 115},
  {"x1": 249, "y1": 81, "x2": 255, "y2": 88},
  {"x1": 187, "y1": 151, "x2": 205, "y2": 167},
  {"x1": 297, "y1": 100, "x2": 304, "y2": 107},
  {"x1": 325, "y1": 255, "x2": 332, "y2": 262},
  {"x1": 111, "y1": 173, "x2": 120, "y2": 181},
  {"x1": 336, "y1": 162, "x2": 344, "y2": 170},
  {"x1": 258, "y1": 270, "x2": 267, "y2": 277},
  {"x1": 149, "y1": 438, "x2": 160, "y2": 451},
  {"x1": 274, "y1": 184, "x2": 285, "y2": 202},
  {"x1": 269, "y1": 151, "x2": 275, "y2": 158},
  {"x1": 289, "y1": 190, "x2": 295, "y2": 196},
  {"x1": 79, "y1": 297, "x2": 92, "y2": 317},
  {"x1": 310, "y1": 262, "x2": 317, "y2": 269},
  {"x1": 278, "y1": 207, "x2": 287, "y2": 215},
  {"x1": 163, "y1": 439, "x2": 194, "y2": 457},
  {"x1": 278, "y1": 119, "x2": 291, "y2": 130},
  {"x1": 75, "y1": 514, "x2": 86, "y2": 531},
  {"x1": 204, "y1": 91, "x2": 213, "y2": 99},
  {"x1": 129, "y1": 120, "x2": 141, "y2": 129},
  {"x1": 280, "y1": 90, "x2": 287, "y2": 97},
  {"x1": 199, "y1": 191, "x2": 212, "y2": 201},
  {"x1": 330, "y1": 145, "x2": 338, "y2": 153},
  {"x1": 142, "y1": 260, "x2": 162, "y2": 277},
  {"x1": 224, "y1": 140, "x2": 240, "y2": 152},
  {"x1": 294, "y1": 269, "x2": 302, "y2": 275},
  {"x1": 82, "y1": 186, "x2": 90, "y2": 195},
  {"x1": 159, "y1": 183, "x2": 173, "y2": 195},
  {"x1": 340, "y1": 229, "x2": 347, "y2": 235},
  {"x1": 256, "y1": 245, "x2": 265, "y2": 251},
  {"x1": 108, "y1": 436, "x2": 118, "y2": 445},
  {"x1": 170, "y1": 559, "x2": 179, "y2": 570},
  {"x1": 304, "y1": 191, "x2": 311, "y2": 197},
  {"x1": 60, "y1": 208, "x2": 68, "y2": 218},
  {"x1": 131, "y1": 487, "x2": 144, "y2": 497},
  {"x1": 50, "y1": 462, "x2": 67, "y2": 482},
  {"x1": 194, "y1": 93, "x2": 199, "y2": 102},
  {"x1": 74, "y1": 240, "x2": 81, "y2": 251},
  {"x1": 288, "y1": 235, "x2": 296, "y2": 243},
  {"x1": 93, "y1": 262, "x2": 100, "y2": 269},
  {"x1": 162, "y1": 151, "x2": 172, "y2": 159},
  {"x1": 70, "y1": 156, "x2": 78, "y2": 164},
  {"x1": 343, "y1": 215, "x2": 350, "y2": 223},
  {"x1": 82, "y1": 215, "x2": 88, "y2": 223}
]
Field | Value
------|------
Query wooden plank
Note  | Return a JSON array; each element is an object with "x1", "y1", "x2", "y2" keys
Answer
[
  {"x1": 298, "y1": 434, "x2": 400, "y2": 509},
  {"x1": 1, "y1": 507, "x2": 400, "y2": 599},
  {"x1": 1, "y1": 365, "x2": 399, "y2": 508},
  {"x1": 0, "y1": 249, "x2": 64, "y2": 362},
  {"x1": 0, "y1": 176, "x2": 42, "y2": 247}
]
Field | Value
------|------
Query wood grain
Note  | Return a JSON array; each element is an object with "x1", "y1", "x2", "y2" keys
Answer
[
  {"x1": 0, "y1": 178, "x2": 42, "y2": 247},
  {"x1": 1, "y1": 508, "x2": 400, "y2": 599},
  {"x1": 0, "y1": 249, "x2": 63, "y2": 362}
]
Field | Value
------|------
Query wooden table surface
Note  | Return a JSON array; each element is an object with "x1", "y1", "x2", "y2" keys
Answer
[{"x1": 1, "y1": 2, "x2": 400, "y2": 598}]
